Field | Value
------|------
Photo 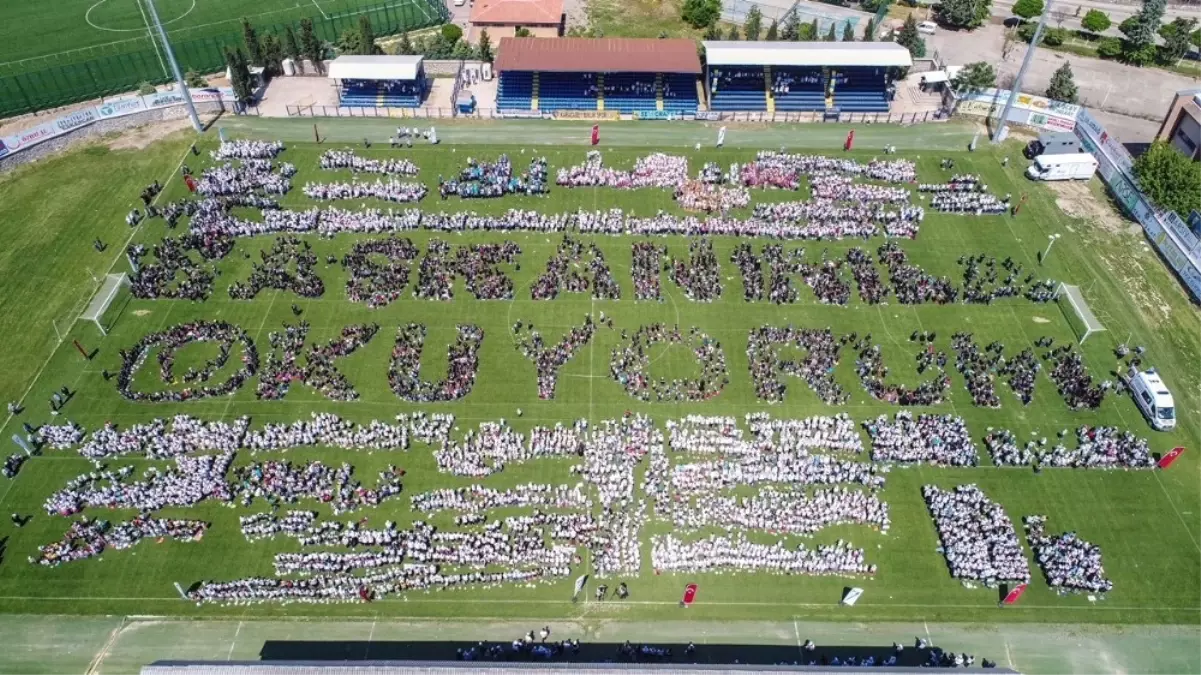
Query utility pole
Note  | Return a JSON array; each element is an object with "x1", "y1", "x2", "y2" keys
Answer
[
  {"x1": 992, "y1": 0, "x2": 1052, "y2": 143},
  {"x1": 144, "y1": 0, "x2": 203, "y2": 132}
]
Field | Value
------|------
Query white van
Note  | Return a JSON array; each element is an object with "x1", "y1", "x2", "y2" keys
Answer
[
  {"x1": 918, "y1": 21, "x2": 937, "y2": 34},
  {"x1": 1128, "y1": 367, "x2": 1175, "y2": 431},
  {"x1": 1025, "y1": 153, "x2": 1097, "y2": 181}
]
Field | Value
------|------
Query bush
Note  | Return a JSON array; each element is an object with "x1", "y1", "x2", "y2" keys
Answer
[
  {"x1": 1012, "y1": 0, "x2": 1043, "y2": 20},
  {"x1": 137, "y1": 81, "x2": 157, "y2": 96},
  {"x1": 1042, "y1": 27, "x2": 1068, "y2": 46},
  {"x1": 1080, "y1": 8, "x2": 1111, "y2": 33},
  {"x1": 185, "y1": 71, "x2": 209, "y2": 88},
  {"x1": 1096, "y1": 36, "x2": 1123, "y2": 58},
  {"x1": 441, "y1": 23, "x2": 463, "y2": 42},
  {"x1": 681, "y1": 0, "x2": 721, "y2": 28}
]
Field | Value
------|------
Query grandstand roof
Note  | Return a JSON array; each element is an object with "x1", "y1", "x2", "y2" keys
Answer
[
  {"x1": 327, "y1": 55, "x2": 424, "y2": 81},
  {"x1": 703, "y1": 42, "x2": 912, "y2": 68},
  {"x1": 495, "y1": 38, "x2": 702, "y2": 74},
  {"x1": 470, "y1": 0, "x2": 562, "y2": 25}
]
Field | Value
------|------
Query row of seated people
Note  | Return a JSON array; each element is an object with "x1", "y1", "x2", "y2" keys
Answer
[
  {"x1": 602, "y1": 72, "x2": 657, "y2": 113},
  {"x1": 771, "y1": 66, "x2": 825, "y2": 112},
  {"x1": 709, "y1": 67, "x2": 767, "y2": 111},
  {"x1": 497, "y1": 71, "x2": 534, "y2": 111},
  {"x1": 339, "y1": 78, "x2": 425, "y2": 108}
]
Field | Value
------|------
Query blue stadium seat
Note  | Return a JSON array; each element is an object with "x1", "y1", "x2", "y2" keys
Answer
[
  {"x1": 661, "y1": 73, "x2": 698, "y2": 114},
  {"x1": 497, "y1": 71, "x2": 534, "y2": 110},
  {"x1": 538, "y1": 72, "x2": 599, "y2": 111},
  {"x1": 339, "y1": 78, "x2": 424, "y2": 108},
  {"x1": 770, "y1": 66, "x2": 825, "y2": 112},
  {"x1": 603, "y1": 72, "x2": 658, "y2": 114},
  {"x1": 832, "y1": 67, "x2": 890, "y2": 113},
  {"x1": 708, "y1": 67, "x2": 766, "y2": 111}
]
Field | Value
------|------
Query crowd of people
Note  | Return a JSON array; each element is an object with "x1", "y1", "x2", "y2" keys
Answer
[
  {"x1": 128, "y1": 231, "x2": 232, "y2": 301},
  {"x1": 212, "y1": 140, "x2": 285, "y2": 160},
  {"x1": 228, "y1": 235, "x2": 325, "y2": 300},
  {"x1": 198, "y1": 160, "x2": 295, "y2": 197},
  {"x1": 674, "y1": 180, "x2": 750, "y2": 213},
  {"x1": 513, "y1": 318, "x2": 596, "y2": 400},
  {"x1": 256, "y1": 322, "x2": 380, "y2": 401},
  {"x1": 746, "y1": 327, "x2": 847, "y2": 404},
  {"x1": 878, "y1": 242, "x2": 958, "y2": 304},
  {"x1": 342, "y1": 236, "x2": 419, "y2": 307},
  {"x1": 439, "y1": 155, "x2": 548, "y2": 199},
  {"x1": 303, "y1": 178, "x2": 428, "y2": 204},
  {"x1": 950, "y1": 333, "x2": 1040, "y2": 407},
  {"x1": 530, "y1": 236, "x2": 621, "y2": 301},
  {"x1": 319, "y1": 149, "x2": 419, "y2": 176},
  {"x1": 984, "y1": 426, "x2": 1153, "y2": 469},
  {"x1": 651, "y1": 533, "x2": 875, "y2": 577},
  {"x1": 44, "y1": 452, "x2": 236, "y2": 515},
  {"x1": 864, "y1": 412, "x2": 978, "y2": 467},
  {"x1": 666, "y1": 485, "x2": 889, "y2": 536},
  {"x1": 854, "y1": 336, "x2": 950, "y2": 406},
  {"x1": 610, "y1": 324, "x2": 728, "y2": 402},
  {"x1": 1024, "y1": 515, "x2": 1112, "y2": 594},
  {"x1": 116, "y1": 321, "x2": 259, "y2": 402},
  {"x1": 1045, "y1": 345, "x2": 1108, "y2": 410},
  {"x1": 230, "y1": 459, "x2": 405, "y2": 514},
  {"x1": 668, "y1": 239, "x2": 723, "y2": 301},
  {"x1": 31, "y1": 515, "x2": 208, "y2": 566},
  {"x1": 922, "y1": 484, "x2": 1030, "y2": 586},
  {"x1": 555, "y1": 152, "x2": 687, "y2": 189},
  {"x1": 388, "y1": 323, "x2": 483, "y2": 402},
  {"x1": 730, "y1": 244, "x2": 853, "y2": 305}
]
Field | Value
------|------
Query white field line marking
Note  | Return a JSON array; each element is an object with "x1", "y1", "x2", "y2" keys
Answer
[
  {"x1": 311, "y1": 0, "x2": 331, "y2": 20},
  {"x1": 226, "y1": 620, "x2": 244, "y2": 660},
  {"x1": 85, "y1": 616, "x2": 126, "y2": 675},
  {"x1": 792, "y1": 617, "x2": 804, "y2": 659},
  {"x1": 1153, "y1": 469, "x2": 1201, "y2": 553}
]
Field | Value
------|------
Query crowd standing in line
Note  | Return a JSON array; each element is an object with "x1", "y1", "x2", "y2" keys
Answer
[
  {"x1": 984, "y1": 426, "x2": 1153, "y2": 468},
  {"x1": 864, "y1": 412, "x2": 978, "y2": 467},
  {"x1": 1024, "y1": 515, "x2": 1112, "y2": 594},
  {"x1": 319, "y1": 149, "x2": 419, "y2": 176},
  {"x1": 923, "y1": 484, "x2": 1031, "y2": 587},
  {"x1": 531, "y1": 236, "x2": 621, "y2": 300}
]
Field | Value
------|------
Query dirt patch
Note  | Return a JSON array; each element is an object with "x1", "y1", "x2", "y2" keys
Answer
[
  {"x1": 132, "y1": 310, "x2": 152, "y2": 317},
  {"x1": 1047, "y1": 180, "x2": 1138, "y2": 236},
  {"x1": 104, "y1": 118, "x2": 195, "y2": 151},
  {"x1": 1032, "y1": 316, "x2": 1050, "y2": 324}
]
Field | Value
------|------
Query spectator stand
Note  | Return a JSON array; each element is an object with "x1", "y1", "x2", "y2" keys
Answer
[
  {"x1": 494, "y1": 38, "x2": 703, "y2": 117},
  {"x1": 328, "y1": 55, "x2": 429, "y2": 108},
  {"x1": 703, "y1": 42, "x2": 912, "y2": 114}
]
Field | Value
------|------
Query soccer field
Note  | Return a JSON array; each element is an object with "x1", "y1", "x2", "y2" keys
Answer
[{"x1": 0, "y1": 121, "x2": 1197, "y2": 646}]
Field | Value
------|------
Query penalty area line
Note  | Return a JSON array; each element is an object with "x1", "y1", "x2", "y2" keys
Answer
[{"x1": 311, "y1": 0, "x2": 331, "y2": 19}]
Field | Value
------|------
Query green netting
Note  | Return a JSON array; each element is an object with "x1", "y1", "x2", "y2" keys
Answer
[{"x1": 0, "y1": 0, "x2": 450, "y2": 118}]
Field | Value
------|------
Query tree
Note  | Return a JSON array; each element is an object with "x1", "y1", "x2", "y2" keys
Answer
[
  {"x1": 283, "y1": 26, "x2": 301, "y2": 64},
  {"x1": 825, "y1": 23, "x2": 837, "y2": 40},
  {"x1": 950, "y1": 61, "x2": 996, "y2": 93},
  {"x1": 396, "y1": 31, "x2": 415, "y2": 55},
  {"x1": 727, "y1": 24, "x2": 741, "y2": 40},
  {"x1": 242, "y1": 19, "x2": 264, "y2": 67},
  {"x1": 138, "y1": 81, "x2": 156, "y2": 95},
  {"x1": 225, "y1": 48, "x2": 254, "y2": 104},
  {"x1": 185, "y1": 70, "x2": 208, "y2": 88},
  {"x1": 1160, "y1": 17, "x2": 1198, "y2": 63},
  {"x1": 896, "y1": 15, "x2": 927, "y2": 58},
  {"x1": 1192, "y1": 28, "x2": 1201, "y2": 49},
  {"x1": 842, "y1": 22, "x2": 854, "y2": 41},
  {"x1": 477, "y1": 29, "x2": 493, "y2": 62},
  {"x1": 1121, "y1": 0, "x2": 1166, "y2": 57},
  {"x1": 863, "y1": 17, "x2": 875, "y2": 41},
  {"x1": 358, "y1": 16, "x2": 381, "y2": 55},
  {"x1": 798, "y1": 21, "x2": 816, "y2": 40},
  {"x1": 938, "y1": 0, "x2": 992, "y2": 29},
  {"x1": 1043, "y1": 27, "x2": 1068, "y2": 45},
  {"x1": 1012, "y1": 0, "x2": 1044, "y2": 20},
  {"x1": 1045, "y1": 61, "x2": 1078, "y2": 102},
  {"x1": 1133, "y1": 140, "x2": 1201, "y2": 217},
  {"x1": 1080, "y1": 9, "x2": 1111, "y2": 33},
  {"x1": 781, "y1": 9, "x2": 800, "y2": 40},
  {"x1": 442, "y1": 23, "x2": 463, "y2": 43},
  {"x1": 1096, "y1": 36, "x2": 1123, "y2": 57},
  {"x1": 299, "y1": 18, "x2": 324, "y2": 73},
  {"x1": 704, "y1": 22, "x2": 723, "y2": 40},
  {"x1": 514, "y1": 27, "x2": 533, "y2": 37},
  {"x1": 682, "y1": 0, "x2": 721, "y2": 28},
  {"x1": 809, "y1": 18, "x2": 820, "y2": 40},
  {"x1": 261, "y1": 33, "x2": 285, "y2": 76},
  {"x1": 744, "y1": 5, "x2": 763, "y2": 40},
  {"x1": 765, "y1": 18, "x2": 779, "y2": 40}
]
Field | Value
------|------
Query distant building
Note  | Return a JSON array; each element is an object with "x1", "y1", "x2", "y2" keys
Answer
[
  {"x1": 468, "y1": 0, "x2": 563, "y2": 43},
  {"x1": 1156, "y1": 88, "x2": 1201, "y2": 161}
]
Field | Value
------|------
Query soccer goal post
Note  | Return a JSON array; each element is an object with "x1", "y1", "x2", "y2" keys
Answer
[
  {"x1": 80, "y1": 273, "x2": 131, "y2": 336},
  {"x1": 1056, "y1": 283, "x2": 1106, "y2": 344}
]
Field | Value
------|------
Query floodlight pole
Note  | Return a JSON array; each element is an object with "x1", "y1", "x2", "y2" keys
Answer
[
  {"x1": 144, "y1": 0, "x2": 203, "y2": 133},
  {"x1": 992, "y1": 0, "x2": 1052, "y2": 143}
]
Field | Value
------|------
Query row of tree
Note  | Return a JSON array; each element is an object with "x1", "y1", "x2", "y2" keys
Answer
[
  {"x1": 1014, "y1": 0, "x2": 1199, "y2": 68},
  {"x1": 686, "y1": 2, "x2": 883, "y2": 43},
  {"x1": 225, "y1": 17, "x2": 325, "y2": 103}
]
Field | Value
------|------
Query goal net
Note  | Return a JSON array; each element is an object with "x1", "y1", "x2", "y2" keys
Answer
[
  {"x1": 1057, "y1": 283, "x2": 1105, "y2": 344},
  {"x1": 80, "y1": 273, "x2": 131, "y2": 336}
]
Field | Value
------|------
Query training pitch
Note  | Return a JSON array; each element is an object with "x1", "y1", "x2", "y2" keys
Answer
[{"x1": 0, "y1": 121, "x2": 1197, "y2": 662}]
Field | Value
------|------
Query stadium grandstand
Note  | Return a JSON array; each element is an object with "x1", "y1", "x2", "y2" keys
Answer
[
  {"x1": 327, "y1": 55, "x2": 429, "y2": 108},
  {"x1": 703, "y1": 42, "x2": 911, "y2": 114},
  {"x1": 495, "y1": 38, "x2": 703, "y2": 116}
]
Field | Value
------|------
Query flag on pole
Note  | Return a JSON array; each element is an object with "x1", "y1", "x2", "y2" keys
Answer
[
  {"x1": 571, "y1": 574, "x2": 589, "y2": 602},
  {"x1": 218, "y1": 127, "x2": 228, "y2": 143},
  {"x1": 841, "y1": 587, "x2": 864, "y2": 606},
  {"x1": 1001, "y1": 583, "x2": 1028, "y2": 605},
  {"x1": 429, "y1": 127, "x2": 438, "y2": 145},
  {"x1": 173, "y1": 582, "x2": 189, "y2": 600},
  {"x1": 591, "y1": 124, "x2": 600, "y2": 146},
  {"x1": 717, "y1": 126, "x2": 727, "y2": 147},
  {"x1": 844, "y1": 129, "x2": 855, "y2": 151},
  {"x1": 184, "y1": 175, "x2": 197, "y2": 192},
  {"x1": 1159, "y1": 447, "x2": 1186, "y2": 469}
]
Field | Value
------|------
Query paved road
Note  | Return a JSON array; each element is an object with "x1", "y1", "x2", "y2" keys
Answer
[{"x1": 988, "y1": 0, "x2": 1201, "y2": 36}]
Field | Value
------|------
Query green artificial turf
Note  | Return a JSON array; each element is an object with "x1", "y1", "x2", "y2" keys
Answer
[{"x1": 0, "y1": 130, "x2": 1196, "y2": 630}]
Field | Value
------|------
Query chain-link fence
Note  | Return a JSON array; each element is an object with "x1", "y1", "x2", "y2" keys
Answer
[
  {"x1": 287, "y1": 104, "x2": 951, "y2": 124},
  {"x1": 0, "y1": 0, "x2": 449, "y2": 118}
]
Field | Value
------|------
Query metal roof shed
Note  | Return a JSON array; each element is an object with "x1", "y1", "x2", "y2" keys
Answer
[{"x1": 327, "y1": 55, "x2": 425, "y2": 81}]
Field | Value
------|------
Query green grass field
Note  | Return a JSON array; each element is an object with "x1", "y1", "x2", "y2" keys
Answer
[{"x1": 0, "y1": 122, "x2": 1197, "y2": 673}]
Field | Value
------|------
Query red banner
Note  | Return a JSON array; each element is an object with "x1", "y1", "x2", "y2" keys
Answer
[
  {"x1": 681, "y1": 583, "x2": 697, "y2": 607},
  {"x1": 591, "y1": 124, "x2": 599, "y2": 146},
  {"x1": 1159, "y1": 447, "x2": 1186, "y2": 469},
  {"x1": 1001, "y1": 583, "x2": 1028, "y2": 605},
  {"x1": 844, "y1": 129, "x2": 855, "y2": 151},
  {"x1": 184, "y1": 174, "x2": 197, "y2": 192}
]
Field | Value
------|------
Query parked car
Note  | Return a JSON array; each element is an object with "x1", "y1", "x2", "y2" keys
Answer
[{"x1": 918, "y1": 21, "x2": 937, "y2": 34}]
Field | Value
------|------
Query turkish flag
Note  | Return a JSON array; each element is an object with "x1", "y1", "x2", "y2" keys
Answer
[
  {"x1": 1001, "y1": 583, "x2": 1028, "y2": 605},
  {"x1": 591, "y1": 125, "x2": 599, "y2": 146},
  {"x1": 1159, "y1": 447, "x2": 1186, "y2": 469},
  {"x1": 844, "y1": 129, "x2": 855, "y2": 151},
  {"x1": 681, "y1": 583, "x2": 698, "y2": 607},
  {"x1": 184, "y1": 174, "x2": 197, "y2": 192}
]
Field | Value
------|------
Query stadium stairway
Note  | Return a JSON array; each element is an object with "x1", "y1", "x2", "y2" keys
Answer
[
  {"x1": 532, "y1": 72, "x2": 540, "y2": 111},
  {"x1": 597, "y1": 73, "x2": 605, "y2": 111},
  {"x1": 696, "y1": 79, "x2": 708, "y2": 111},
  {"x1": 764, "y1": 66, "x2": 775, "y2": 115},
  {"x1": 655, "y1": 74, "x2": 663, "y2": 112}
]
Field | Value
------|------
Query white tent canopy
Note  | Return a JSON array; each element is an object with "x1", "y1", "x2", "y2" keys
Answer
[
  {"x1": 703, "y1": 42, "x2": 912, "y2": 68},
  {"x1": 327, "y1": 55, "x2": 424, "y2": 81}
]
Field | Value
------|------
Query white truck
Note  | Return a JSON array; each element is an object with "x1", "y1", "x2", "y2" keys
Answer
[
  {"x1": 1025, "y1": 153, "x2": 1098, "y2": 181},
  {"x1": 1126, "y1": 367, "x2": 1176, "y2": 431}
]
